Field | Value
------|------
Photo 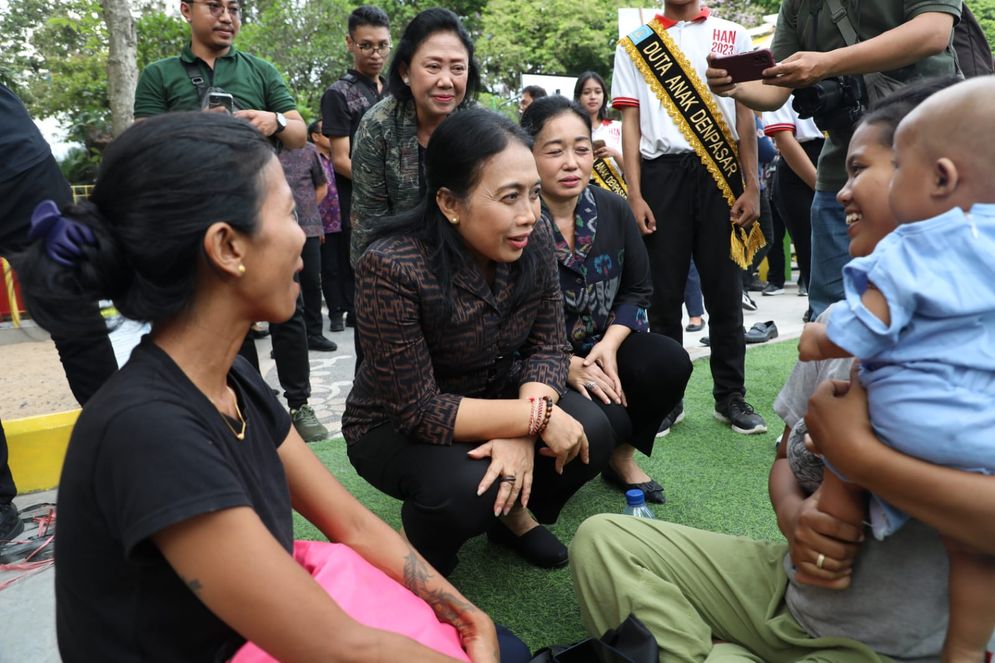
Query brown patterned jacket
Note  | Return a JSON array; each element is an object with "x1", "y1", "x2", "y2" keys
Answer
[{"x1": 342, "y1": 218, "x2": 570, "y2": 445}]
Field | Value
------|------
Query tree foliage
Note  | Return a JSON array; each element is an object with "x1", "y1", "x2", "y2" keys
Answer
[
  {"x1": 476, "y1": 0, "x2": 627, "y2": 91},
  {"x1": 5, "y1": 0, "x2": 992, "y2": 168}
]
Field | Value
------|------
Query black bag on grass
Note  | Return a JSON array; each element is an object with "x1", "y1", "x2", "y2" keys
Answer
[{"x1": 529, "y1": 614, "x2": 658, "y2": 663}]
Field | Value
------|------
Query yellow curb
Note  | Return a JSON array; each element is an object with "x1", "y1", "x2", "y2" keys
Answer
[{"x1": 6, "y1": 409, "x2": 79, "y2": 492}]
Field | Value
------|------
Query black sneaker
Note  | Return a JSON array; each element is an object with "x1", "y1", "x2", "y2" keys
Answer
[
  {"x1": 656, "y1": 401, "x2": 685, "y2": 438},
  {"x1": 307, "y1": 335, "x2": 338, "y2": 352},
  {"x1": 714, "y1": 395, "x2": 767, "y2": 435},
  {"x1": 0, "y1": 502, "x2": 24, "y2": 543},
  {"x1": 345, "y1": 312, "x2": 356, "y2": 328},
  {"x1": 745, "y1": 275, "x2": 767, "y2": 292},
  {"x1": 329, "y1": 313, "x2": 345, "y2": 332}
]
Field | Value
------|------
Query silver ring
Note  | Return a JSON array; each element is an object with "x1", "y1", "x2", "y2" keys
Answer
[
  {"x1": 816, "y1": 553, "x2": 826, "y2": 569},
  {"x1": 584, "y1": 381, "x2": 597, "y2": 390}
]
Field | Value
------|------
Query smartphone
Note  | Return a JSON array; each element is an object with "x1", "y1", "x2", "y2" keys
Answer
[
  {"x1": 711, "y1": 48, "x2": 775, "y2": 84},
  {"x1": 592, "y1": 139, "x2": 606, "y2": 150},
  {"x1": 207, "y1": 91, "x2": 234, "y2": 113}
]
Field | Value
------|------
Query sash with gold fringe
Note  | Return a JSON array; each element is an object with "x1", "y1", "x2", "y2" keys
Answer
[
  {"x1": 621, "y1": 19, "x2": 764, "y2": 268},
  {"x1": 591, "y1": 158, "x2": 627, "y2": 198}
]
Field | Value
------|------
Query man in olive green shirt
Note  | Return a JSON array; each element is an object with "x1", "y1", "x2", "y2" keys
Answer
[
  {"x1": 134, "y1": 0, "x2": 330, "y2": 443},
  {"x1": 706, "y1": 0, "x2": 961, "y2": 319},
  {"x1": 135, "y1": 0, "x2": 305, "y2": 148}
]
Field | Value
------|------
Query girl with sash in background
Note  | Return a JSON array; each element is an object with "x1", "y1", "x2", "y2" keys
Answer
[{"x1": 574, "y1": 71, "x2": 627, "y2": 198}]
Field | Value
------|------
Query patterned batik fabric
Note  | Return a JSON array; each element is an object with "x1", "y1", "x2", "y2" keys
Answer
[{"x1": 546, "y1": 186, "x2": 650, "y2": 356}]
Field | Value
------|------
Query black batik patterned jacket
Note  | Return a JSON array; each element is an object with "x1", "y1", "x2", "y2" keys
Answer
[{"x1": 342, "y1": 217, "x2": 570, "y2": 445}]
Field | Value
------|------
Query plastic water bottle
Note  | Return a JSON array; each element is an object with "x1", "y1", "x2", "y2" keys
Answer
[{"x1": 623, "y1": 489, "x2": 655, "y2": 519}]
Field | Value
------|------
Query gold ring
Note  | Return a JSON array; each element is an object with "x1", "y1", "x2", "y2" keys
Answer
[{"x1": 816, "y1": 553, "x2": 826, "y2": 569}]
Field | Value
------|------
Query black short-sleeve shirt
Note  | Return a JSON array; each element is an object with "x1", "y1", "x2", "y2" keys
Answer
[
  {"x1": 55, "y1": 339, "x2": 293, "y2": 662},
  {"x1": 319, "y1": 70, "x2": 384, "y2": 224}
]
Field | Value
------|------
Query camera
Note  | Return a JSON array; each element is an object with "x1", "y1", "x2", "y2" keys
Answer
[{"x1": 792, "y1": 75, "x2": 866, "y2": 135}]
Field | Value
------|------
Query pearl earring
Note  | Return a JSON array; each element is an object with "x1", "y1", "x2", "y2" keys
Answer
[
  {"x1": 449, "y1": 217, "x2": 459, "y2": 225},
  {"x1": 237, "y1": 264, "x2": 246, "y2": 274},
  {"x1": 403, "y1": 77, "x2": 410, "y2": 85}
]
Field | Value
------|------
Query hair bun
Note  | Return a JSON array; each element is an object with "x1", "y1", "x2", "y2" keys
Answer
[{"x1": 61, "y1": 199, "x2": 133, "y2": 300}]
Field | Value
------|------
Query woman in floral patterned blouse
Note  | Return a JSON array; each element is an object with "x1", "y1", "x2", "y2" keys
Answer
[{"x1": 523, "y1": 96, "x2": 692, "y2": 504}]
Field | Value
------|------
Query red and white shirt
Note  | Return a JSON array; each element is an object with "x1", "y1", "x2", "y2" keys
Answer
[
  {"x1": 592, "y1": 118, "x2": 624, "y2": 171},
  {"x1": 611, "y1": 8, "x2": 751, "y2": 159},
  {"x1": 762, "y1": 96, "x2": 824, "y2": 142}
]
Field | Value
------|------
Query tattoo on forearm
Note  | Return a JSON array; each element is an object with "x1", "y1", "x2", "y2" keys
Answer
[{"x1": 402, "y1": 546, "x2": 478, "y2": 629}]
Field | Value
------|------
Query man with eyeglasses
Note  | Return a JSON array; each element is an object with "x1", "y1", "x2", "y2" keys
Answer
[
  {"x1": 135, "y1": 0, "x2": 306, "y2": 148},
  {"x1": 134, "y1": 0, "x2": 331, "y2": 444},
  {"x1": 319, "y1": 5, "x2": 390, "y2": 335}
]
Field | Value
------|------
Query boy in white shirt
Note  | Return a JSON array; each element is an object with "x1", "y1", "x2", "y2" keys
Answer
[{"x1": 612, "y1": 0, "x2": 766, "y2": 435}]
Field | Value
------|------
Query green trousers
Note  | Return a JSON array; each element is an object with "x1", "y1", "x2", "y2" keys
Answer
[{"x1": 569, "y1": 515, "x2": 890, "y2": 662}]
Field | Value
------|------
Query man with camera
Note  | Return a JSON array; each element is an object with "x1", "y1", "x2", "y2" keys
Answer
[
  {"x1": 134, "y1": 0, "x2": 331, "y2": 443},
  {"x1": 706, "y1": 0, "x2": 961, "y2": 319}
]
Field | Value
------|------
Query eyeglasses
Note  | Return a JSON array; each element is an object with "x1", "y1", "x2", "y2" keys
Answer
[
  {"x1": 355, "y1": 41, "x2": 391, "y2": 55},
  {"x1": 188, "y1": 1, "x2": 240, "y2": 19}
]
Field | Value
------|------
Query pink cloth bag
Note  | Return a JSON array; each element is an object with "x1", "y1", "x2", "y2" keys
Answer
[{"x1": 231, "y1": 540, "x2": 470, "y2": 662}]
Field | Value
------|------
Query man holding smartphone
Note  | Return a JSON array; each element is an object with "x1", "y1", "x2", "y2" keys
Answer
[
  {"x1": 134, "y1": 0, "x2": 330, "y2": 443},
  {"x1": 706, "y1": 0, "x2": 960, "y2": 319},
  {"x1": 135, "y1": 0, "x2": 306, "y2": 147}
]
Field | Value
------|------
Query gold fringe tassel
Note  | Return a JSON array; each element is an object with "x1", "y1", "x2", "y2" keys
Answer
[{"x1": 729, "y1": 223, "x2": 767, "y2": 269}]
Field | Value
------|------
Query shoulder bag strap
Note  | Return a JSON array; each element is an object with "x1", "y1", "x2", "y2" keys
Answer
[{"x1": 823, "y1": 0, "x2": 859, "y2": 46}]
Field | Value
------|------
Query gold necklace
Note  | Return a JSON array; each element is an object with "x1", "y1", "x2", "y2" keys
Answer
[{"x1": 219, "y1": 386, "x2": 246, "y2": 440}]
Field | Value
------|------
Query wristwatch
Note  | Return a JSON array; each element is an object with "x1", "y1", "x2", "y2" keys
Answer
[{"x1": 273, "y1": 112, "x2": 287, "y2": 135}]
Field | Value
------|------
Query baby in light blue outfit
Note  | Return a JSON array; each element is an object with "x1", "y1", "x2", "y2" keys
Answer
[
  {"x1": 799, "y1": 76, "x2": 995, "y2": 663},
  {"x1": 826, "y1": 203, "x2": 995, "y2": 538}
]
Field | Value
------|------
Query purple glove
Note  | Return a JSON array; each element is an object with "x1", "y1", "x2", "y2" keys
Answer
[{"x1": 28, "y1": 200, "x2": 96, "y2": 268}]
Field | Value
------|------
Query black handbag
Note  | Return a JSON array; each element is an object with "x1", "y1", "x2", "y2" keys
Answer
[{"x1": 529, "y1": 614, "x2": 659, "y2": 663}]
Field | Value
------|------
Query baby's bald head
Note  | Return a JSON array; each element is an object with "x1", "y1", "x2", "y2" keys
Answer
[{"x1": 889, "y1": 77, "x2": 995, "y2": 222}]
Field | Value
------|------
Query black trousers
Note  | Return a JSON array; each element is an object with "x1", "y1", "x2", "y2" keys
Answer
[
  {"x1": 0, "y1": 156, "x2": 118, "y2": 504},
  {"x1": 641, "y1": 154, "x2": 746, "y2": 403},
  {"x1": 772, "y1": 139, "x2": 822, "y2": 290},
  {"x1": 238, "y1": 301, "x2": 311, "y2": 409},
  {"x1": 300, "y1": 236, "x2": 323, "y2": 338},
  {"x1": 347, "y1": 392, "x2": 614, "y2": 575},
  {"x1": 269, "y1": 292, "x2": 311, "y2": 409},
  {"x1": 321, "y1": 230, "x2": 354, "y2": 320},
  {"x1": 576, "y1": 332, "x2": 692, "y2": 457},
  {"x1": 766, "y1": 189, "x2": 788, "y2": 288}
]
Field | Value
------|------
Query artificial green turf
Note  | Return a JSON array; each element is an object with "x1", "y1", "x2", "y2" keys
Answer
[{"x1": 295, "y1": 339, "x2": 799, "y2": 651}]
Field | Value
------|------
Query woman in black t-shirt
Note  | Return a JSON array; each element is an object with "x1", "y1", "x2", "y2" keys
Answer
[{"x1": 15, "y1": 112, "x2": 505, "y2": 663}]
